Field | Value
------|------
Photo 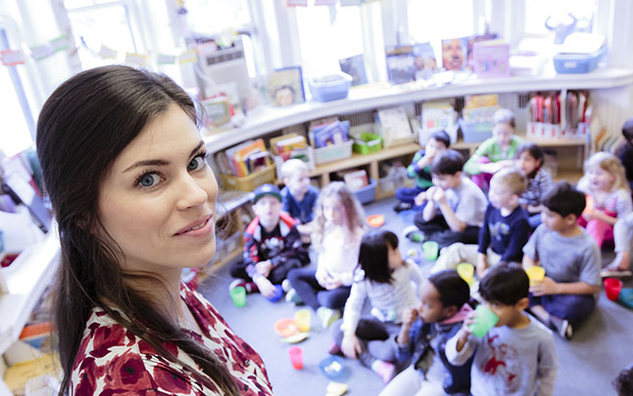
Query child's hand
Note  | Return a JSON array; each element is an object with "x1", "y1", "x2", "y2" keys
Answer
[
  {"x1": 414, "y1": 191, "x2": 428, "y2": 206},
  {"x1": 432, "y1": 187, "x2": 446, "y2": 204},
  {"x1": 529, "y1": 276, "x2": 558, "y2": 296},
  {"x1": 497, "y1": 160, "x2": 514, "y2": 170},
  {"x1": 325, "y1": 279, "x2": 343, "y2": 290},
  {"x1": 476, "y1": 261, "x2": 488, "y2": 279},
  {"x1": 255, "y1": 260, "x2": 272, "y2": 277},
  {"x1": 254, "y1": 276, "x2": 277, "y2": 299},
  {"x1": 401, "y1": 308, "x2": 418, "y2": 328},
  {"x1": 316, "y1": 270, "x2": 329, "y2": 288},
  {"x1": 341, "y1": 332, "x2": 363, "y2": 359}
]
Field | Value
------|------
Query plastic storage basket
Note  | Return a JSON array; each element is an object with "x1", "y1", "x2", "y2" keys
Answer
[
  {"x1": 308, "y1": 72, "x2": 353, "y2": 102},
  {"x1": 314, "y1": 140, "x2": 353, "y2": 165},
  {"x1": 352, "y1": 133, "x2": 382, "y2": 155},
  {"x1": 353, "y1": 178, "x2": 377, "y2": 205},
  {"x1": 553, "y1": 46, "x2": 605, "y2": 74},
  {"x1": 458, "y1": 119, "x2": 492, "y2": 143},
  {"x1": 220, "y1": 164, "x2": 276, "y2": 192}
]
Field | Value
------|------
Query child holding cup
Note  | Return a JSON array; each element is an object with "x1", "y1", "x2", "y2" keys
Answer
[{"x1": 446, "y1": 264, "x2": 558, "y2": 396}]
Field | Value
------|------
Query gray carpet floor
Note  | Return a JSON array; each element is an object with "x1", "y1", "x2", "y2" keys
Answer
[{"x1": 199, "y1": 195, "x2": 633, "y2": 396}]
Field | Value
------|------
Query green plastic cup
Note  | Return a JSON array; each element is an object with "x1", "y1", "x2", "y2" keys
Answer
[
  {"x1": 422, "y1": 241, "x2": 439, "y2": 261},
  {"x1": 469, "y1": 305, "x2": 499, "y2": 338},
  {"x1": 230, "y1": 286, "x2": 246, "y2": 307}
]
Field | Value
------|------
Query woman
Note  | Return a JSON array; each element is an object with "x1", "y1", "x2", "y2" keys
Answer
[{"x1": 36, "y1": 65, "x2": 273, "y2": 395}]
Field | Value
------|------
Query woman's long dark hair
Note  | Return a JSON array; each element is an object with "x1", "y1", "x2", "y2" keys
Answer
[
  {"x1": 358, "y1": 230, "x2": 398, "y2": 284},
  {"x1": 36, "y1": 65, "x2": 239, "y2": 395}
]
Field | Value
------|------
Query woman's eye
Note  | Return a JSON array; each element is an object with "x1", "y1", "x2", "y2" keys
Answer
[
  {"x1": 136, "y1": 173, "x2": 161, "y2": 188},
  {"x1": 188, "y1": 155, "x2": 207, "y2": 171}
]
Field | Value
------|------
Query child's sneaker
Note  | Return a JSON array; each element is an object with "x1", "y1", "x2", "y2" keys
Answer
[
  {"x1": 402, "y1": 225, "x2": 425, "y2": 243},
  {"x1": 371, "y1": 360, "x2": 395, "y2": 384},
  {"x1": 327, "y1": 342, "x2": 344, "y2": 357},
  {"x1": 549, "y1": 316, "x2": 573, "y2": 340},
  {"x1": 317, "y1": 307, "x2": 340, "y2": 329},
  {"x1": 393, "y1": 202, "x2": 413, "y2": 213},
  {"x1": 282, "y1": 279, "x2": 292, "y2": 292},
  {"x1": 229, "y1": 279, "x2": 258, "y2": 294},
  {"x1": 285, "y1": 289, "x2": 303, "y2": 304}
]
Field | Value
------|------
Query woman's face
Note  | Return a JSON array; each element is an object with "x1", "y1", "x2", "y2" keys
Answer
[{"x1": 98, "y1": 104, "x2": 218, "y2": 276}]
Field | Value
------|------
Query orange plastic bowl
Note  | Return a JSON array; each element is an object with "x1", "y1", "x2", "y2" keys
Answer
[
  {"x1": 274, "y1": 318, "x2": 299, "y2": 338},
  {"x1": 367, "y1": 214, "x2": 385, "y2": 228}
]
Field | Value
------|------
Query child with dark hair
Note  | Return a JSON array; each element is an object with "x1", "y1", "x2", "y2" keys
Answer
[
  {"x1": 394, "y1": 130, "x2": 451, "y2": 213},
  {"x1": 446, "y1": 264, "x2": 558, "y2": 396},
  {"x1": 614, "y1": 365, "x2": 633, "y2": 396},
  {"x1": 514, "y1": 142, "x2": 552, "y2": 229},
  {"x1": 379, "y1": 270, "x2": 473, "y2": 396},
  {"x1": 409, "y1": 149, "x2": 487, "y2": 248},
  {"x1": 615, "y1": 118, "x2": 633, "y2": 191},
  {"x1": 330, "y1": 231, "x2": 423, "y2": 383},
  {"x1": 522, "y1": 181, "x2": 601, "y2": 340}
]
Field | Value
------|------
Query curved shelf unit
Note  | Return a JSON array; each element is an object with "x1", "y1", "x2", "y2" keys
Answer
[
  {"x1": 0, "y1": 227, "x2": 60, "y2": 356},
  {"x1": 203, "y1": 68, "x2": 633, "y2": 154}
]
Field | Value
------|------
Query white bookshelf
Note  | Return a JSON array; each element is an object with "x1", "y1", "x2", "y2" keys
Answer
[{"x1": 203, "y1": 67, "x2": 633, "y2": 154}]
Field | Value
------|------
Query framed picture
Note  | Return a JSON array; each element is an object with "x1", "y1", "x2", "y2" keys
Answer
[
  {"x1": 339, "y1": 54, "x2": 368, "y2": 86},
  {"x1": 267, "y1": 66, "x2": 305, "y2": 107}
]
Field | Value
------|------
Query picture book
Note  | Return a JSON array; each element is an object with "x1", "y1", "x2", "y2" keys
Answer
[
  {"x1": 441, "y1": 37, "x2": 468, "y2": 71},
  {"x1": 412, "y1": 42, "x2": 439, "y2": 80},
  {"x1": 339, "y1": 54, "x2": 368, "y2": 86},
  {"x1": 385, "y1": 45, "x2": 415, "y2": 84},
  {"x1": 313, "y1": 121, "x2": 350, "y2": 148},
  {"x1": 466, "y1": 33, "x2": 498, "y2": 71},
  {"x1": 343, "y1": 169, "x2": 369, "y2": 191},
  {"x1": 267, "y1": 66, "x2": 305, "y2": 107}
]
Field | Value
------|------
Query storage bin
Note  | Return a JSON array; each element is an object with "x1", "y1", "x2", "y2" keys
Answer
[
  {"x1": 458, "y1": 119, "x2": 492, "y2": 143},
  {"x1": 553, "y1": 46, "x2": 605, "y2": 74},
  {"x1": 308, "y1": 72, "x2": 353, "y2": 102},
  {"x1": 352, "y1": 133, "x2": 382, "y2": 155},
  {"x1": 353, "y1": 178, "x2": 377, "y2": 205},
  {"x1": 314, "y1": 140, "x2": 353, "y2": 165},
  {"x1": 220, "y1": 164, "x2": 276, "y2": 192}
]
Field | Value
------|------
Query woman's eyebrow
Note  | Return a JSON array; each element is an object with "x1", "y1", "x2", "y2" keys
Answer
[{"x1": 123, "y1": 141, "x2": 204, "y2": 173}]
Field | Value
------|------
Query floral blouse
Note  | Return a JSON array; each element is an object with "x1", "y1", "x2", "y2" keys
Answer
[{"x1": 70, "y1": 283, "x2": 273, "y2": 395}]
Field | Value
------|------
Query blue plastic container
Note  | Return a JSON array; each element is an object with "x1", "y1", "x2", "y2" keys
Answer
[
  {"x1": 458, "y1": 119, "x2": 493, "y2": 143},
  {"x1": 309, "y1": 72, "x2": 352, "y2": 102},
  {"x1": 553, "y1": 46, "x2": 605, "y2": 74},
  {"x1": 353, "y1": 178, "x2": 377, "y2": 205}
]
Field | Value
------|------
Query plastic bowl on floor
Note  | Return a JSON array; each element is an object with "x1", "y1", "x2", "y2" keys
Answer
[
  {"x1": 274, "y1": 318, "x2": 299, "y2": 338},
  {"x1": 318, "y1": 356, "x2": 351, "y2": 381},
  {"x1": 367, "y1": 214, "x2": 385, "y2": 228}
]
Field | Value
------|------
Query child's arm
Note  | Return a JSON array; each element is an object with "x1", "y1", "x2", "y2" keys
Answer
[
  {"x1": 422, "y1": 187, "x2": 440, "y2": 222},
  {"x1": 463, "y1": 139, "x2": 498, "y2": 175},
  {"x1": 522, "y1": 227, "x2": 541, "y2": 269},
  {"x1": 341, "y1": 282, "x2": 367, "y2": 359},
  {"x1": 445, "y1": 311, "x2": 478, "y2": 366},
  {"x1": 476, "y1": 207, "x2": 492, "y2": 275},
  {"x1": 433, "y1": 188, "x2": 467, "y2": 232},
  {"x1": 537, "y1": 330, "x2": 558, "y2": 396},
  {"x1": 531, "y1": 278, "x2": 599, "y2": 296},
  {"x1": 405, "y1": 260, "x2": 424, "y2": 290},
  {"x1": 394, "y1": 308, "x2": 418, "y2": 363},
  {"x1": 272, "y1": 224, "x2": 310, "y2": 267}
]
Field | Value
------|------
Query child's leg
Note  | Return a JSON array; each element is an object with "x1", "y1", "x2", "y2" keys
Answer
[
  {"x1": 541, "y1": 294, "x2": 597, "y2": 326},
  {"x1": 317, "y1": 285, "x2": 352, "y2": 311},
  {"x1": 287, "y1": 268, "x2": 324, "y2": 311},
  {"x1": 378, "y1": 366, "x2": 424, "y2": 396},
  {"x1": 395, "y1": 186, "x2": 425, "y2": 205},
  {"x1": 585, "y1": 218, "x2": 613, "y2": 248},
  {"x1": 413, "y1": 212, "x2": 449, "y2": 234},
  {"x1": 432, "y1": 243, "x2": 479, "y2": 273},
  {"x1": 431, "y1": 226, "x2": 480, "y2": 250},
  {"x1": 471, "y1": 156, "x2": 492, "y2": 191},
  {"x1": 268, "y1": 258, "x2": 303, "y2": 284},
  {"x1": 608, "y1": 213, "x2": 633, "y2": 271}
]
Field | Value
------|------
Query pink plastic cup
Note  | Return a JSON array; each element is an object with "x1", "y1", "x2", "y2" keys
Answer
[
  {"x1": 288, "y1": 346, "x2": 303, "y2": 370},
  {"x1": 604, "y1": 278, "x2": 623, "y2": 301}
]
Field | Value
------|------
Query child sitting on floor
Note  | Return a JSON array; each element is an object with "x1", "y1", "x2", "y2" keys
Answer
[
  {"x1": 613, "y1": 364, "x2": 633, "y2": 396},
  {"x1": 604, "y1": 212, "x2": 633, "y2": 277},
  {"x1": 514, "y1": 142, "x2": 552, "y2": 230},
  {"x1": 464, "y1": 108, "x2": 524, "y2": 191},
  {"x1": 522, "y1": 181, "x2": 601, "y2": 340},
  {"x1": 280, "y1": 159, "x2": 319, "y2": 241},
  {"x1": 577, "y1": 152, "x2": 632, "y2": 248},
  {"x1": 330, "y1": 230, "x2": 423, "y2": 384},
  {"x1": 287, "y1": 182, "x2": 365, "y2": 328},
  {"x1": 230, "y1": 184, "x2": 309, "y2": 299},
  {"x1": 446, "y1": 264, "x2": 558, "y2": 396},
  {"x1": 432, "y1": 168, "x2": 530, "y2": 278},
  {"x1": 409, "y1": 149, "x2": 487, "y2": 249},
  {"x1": 394, "y1": 130, "x2": 450, "y2": 213},
  {"x1": 379, "y1": 270, "x2": 473, "y2": 396},
  {"x1": 615, "y1": 118, "x2": 633, "y2": 191}
]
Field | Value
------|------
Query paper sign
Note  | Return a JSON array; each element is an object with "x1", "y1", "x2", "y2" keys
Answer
[
  {"x1": 29, "y1": 44, "x2": 53, "y2": 61},
  {"x1": 125, "y1": 52, "x2": 147, "y2": 67},
  {"x1": 287, "y1": 0, "x2": 308, "y2": 5},
  {"x1": 178, "y1": 49, "x2": 197, "y2": 64},
  {"x1": 156, "y1": 53, "x2": 176, "y2": 65},
  {"x1": 49, "y1": 35, "x2": 69, "y2": 53},
  {"x1": 98, "y1": 45, "x2": 118, "y2": 59},
  {"x1": 1, "y1": 50, "x2": 26, "y2": 66}
]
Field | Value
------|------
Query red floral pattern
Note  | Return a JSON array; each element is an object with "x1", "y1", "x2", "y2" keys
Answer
[{"x1": 70, "y1": 283, "x2": 273, "y2": 395}]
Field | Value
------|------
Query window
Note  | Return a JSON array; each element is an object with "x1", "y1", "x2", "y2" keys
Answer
[
  {"x1": 64, "y1": 0, "x2": 145, "y2": 70},
  {"x1": 184, "y1": 0, "x2": 252, "y2": 36},
  {"x1": 294, "y1": 4, "x2": 365, "y2": 73},
  {"x1": 524, "y1": 0, "x2": 597, "y2": 37},
  {"x1": 407, "y1": 0, "x2": 477, "y2": 65},
  {"x1": 0, "y1": 27, "x2": 35, "y2": 157}
]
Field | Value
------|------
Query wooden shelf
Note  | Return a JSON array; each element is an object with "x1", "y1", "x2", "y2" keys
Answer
[
  {"x1": 310, "y1": 144, "x2": 421, "y2": 177},
  {"x1": 554, "y1": 169, "x2": 583, "y2": 184}
]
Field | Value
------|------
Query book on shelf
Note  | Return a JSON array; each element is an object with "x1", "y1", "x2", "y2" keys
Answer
[
  {"x1": 376, "y1": 107, "x2": 414, "y2": 147},
  {"x1": 343, "y1": 169, "x2": 369, "y2": 191},
  {"x1": 311, "y1": 121, "x2": 350, "y2": 149}
]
